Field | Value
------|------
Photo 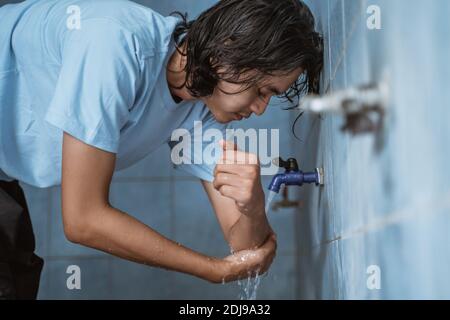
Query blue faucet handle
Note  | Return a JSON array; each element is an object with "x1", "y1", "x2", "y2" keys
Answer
[{"x1": 273, "y1": 157, "x2": 299, "y2": 172}]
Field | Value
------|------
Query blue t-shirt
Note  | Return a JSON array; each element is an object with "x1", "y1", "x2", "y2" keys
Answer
[{"x1": 0, "y1": 0, "x2": 231, "y2": 187}]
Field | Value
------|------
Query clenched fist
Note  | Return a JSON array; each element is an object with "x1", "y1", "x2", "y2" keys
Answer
[{"x1": 213, "y1": 140, "x2": 265, "y2": 217}]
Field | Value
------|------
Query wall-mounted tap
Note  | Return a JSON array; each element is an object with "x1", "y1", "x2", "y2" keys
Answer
[
  {"x1": 268, "y1": 157, "x2": 324, "y2": 193},
  {"x1": 297, "y1": 80, "x2": 389, "y2": 134}
]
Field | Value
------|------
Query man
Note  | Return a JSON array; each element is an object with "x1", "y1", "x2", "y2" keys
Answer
[{"x1": 0, "y1": 0, "x2": 323, "y2": 299}]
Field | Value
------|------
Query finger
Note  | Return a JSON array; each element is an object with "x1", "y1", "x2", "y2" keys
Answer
[
  {"x1": 260, "y1": 260, "x2": 273, "y2": 276},
  {"x1": 260, "y1": 251, "x2": 276, "y2": 275},
  {"x1": 270, "y1": 232, "x2": 278, "y2": 241},
  {"x1": 218, "y1": 185, "x2": 246, "y2": 203},
  {"x1": 267, "y1": 234, "x2": 277, "y2": 250},
  {"x1": 219, "y1": 139, "x2": 239, "y2": 152},
  {"x1": 221, "y1": 150, "x2": 259, "y2": 165},
  {"x1": 249, "y1": 269, "x2": 263, "y2": 278},
  {"x1": 222, "y1": 150, "x2": 256, "y2": 163},
  {"x1": 261, "y1": 235, "x2": 277, "y2": 253},
  {"x1": 213, "y1": 173, "x2": 243, "y2": 190},
  {"x1": 243, "y1": 262, "x2": 264, "y2": 279},
  {"x1": 214, "y1": 164, "x2": 247, "y2": 176},
  {"x1": 259, "y1": 261, "x2": 271, "y2": 275}
]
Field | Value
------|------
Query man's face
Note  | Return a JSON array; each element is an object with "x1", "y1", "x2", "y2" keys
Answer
[{"x1": 201, "y1": 68, "x2": 304, "y2": 123}]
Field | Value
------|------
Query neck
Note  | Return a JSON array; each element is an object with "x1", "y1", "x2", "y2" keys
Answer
[{"x1": 166, "y1": 42, "x2": 196, "y2": 102}]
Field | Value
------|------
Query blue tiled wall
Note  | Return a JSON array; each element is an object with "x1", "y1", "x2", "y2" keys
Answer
[{"x1": 294, "y1": 0, "x2": 450, "y2": 299}]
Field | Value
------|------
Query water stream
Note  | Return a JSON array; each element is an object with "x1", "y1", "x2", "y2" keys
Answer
[
  {"x1": 265, "y1": 190, "x2": 277, "y2": 213},
  {"x1": 234, "y1": 191, "x2": 278, "y2": 299},
  {"x1": 237, "y1": 272, "x2": 261, "y2": 300}
]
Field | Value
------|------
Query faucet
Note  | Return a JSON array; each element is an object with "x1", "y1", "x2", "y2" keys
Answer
[
  {"x1": 268, "y1": 157, "x2": 324, "y2": 193},
  {"x1": 297, "y1": 81, "x2": 389, "y2": 135}
]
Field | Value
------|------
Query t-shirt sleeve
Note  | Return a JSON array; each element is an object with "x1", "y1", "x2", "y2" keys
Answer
[
  {"x1": 168, "y1": 112, "x2": 235, "y2": 183},
  {"x1": 44, "y1": 19, "x2": 141, "y2": 153}
]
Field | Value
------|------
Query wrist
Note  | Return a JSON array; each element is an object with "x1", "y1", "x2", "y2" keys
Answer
[
  {"x1": 244, "y1": 197, "x2": 266, "y2": 218},
  {"x1": 244, "y1": 201, "x2": 266, "y2": 219}
]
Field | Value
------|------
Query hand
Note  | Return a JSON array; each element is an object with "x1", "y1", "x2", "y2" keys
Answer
[
  {"x1": 213, "y1": 140, "x2": 266, "y2": 217},
  {"x1": 212, "y1": 232, "x2": 277, "y2": 283}
]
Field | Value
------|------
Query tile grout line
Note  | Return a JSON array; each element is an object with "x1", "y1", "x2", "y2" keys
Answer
[
  {"x1": 290, "y1": 101, "x2": 301, "y2": 299},
  {"x1": 330, "y1": 1, "x2": 364, "y2": 83},
  {"x1": 342, "y1": 0, "x2": 348, "y2": 89},
  {"x1": 336, "y1": 0, "x2": 348, "y2": 300}
]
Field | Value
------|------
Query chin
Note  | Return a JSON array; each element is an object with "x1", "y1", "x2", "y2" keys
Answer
[
  {"x1": 216, "y1": 118, "x2": 232, "y2": 124},
  {"x1": 211, "y1": 112, "x2": 233, "y2": 124}
]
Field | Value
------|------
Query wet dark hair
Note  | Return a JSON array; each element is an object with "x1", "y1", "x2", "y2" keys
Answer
[{"x1": 170, "y1": 0, "x2": 323, "y2": 104}]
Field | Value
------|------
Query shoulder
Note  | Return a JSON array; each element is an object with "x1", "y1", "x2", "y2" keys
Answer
[{"x1": 71, "y1": 0, "x2": 180, "y2": 56}]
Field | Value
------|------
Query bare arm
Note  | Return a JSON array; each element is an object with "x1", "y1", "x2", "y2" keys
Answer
[
  {"x1": 202, "y1": 180, "x2": 272, "y2": 252},
  {"x1": 61, "y1": 132, "x2": 221, "y2": 282},
  {"x1": 204, "y1": 140, "x2": 274, "y2": 252},
  {"x1": 61, "y1": 132, "x2": 274, "y2": 283}
]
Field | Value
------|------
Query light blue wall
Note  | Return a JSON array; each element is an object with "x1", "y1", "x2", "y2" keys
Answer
[{"x1": 294, "y1": 0, "x2": 450, "y2": 299}]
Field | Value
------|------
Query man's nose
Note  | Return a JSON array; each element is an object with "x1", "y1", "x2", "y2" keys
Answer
[{"x1": 250, "y1": 97, "x2": 270, "y2": 116}]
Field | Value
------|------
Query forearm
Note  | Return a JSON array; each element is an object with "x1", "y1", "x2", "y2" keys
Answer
[
  {"x1": 72, "y1": 205, "x2": 219, "y2": 282},
  {"x1": 228, "y1": 205, "x2": 271, "y2": 252}
]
